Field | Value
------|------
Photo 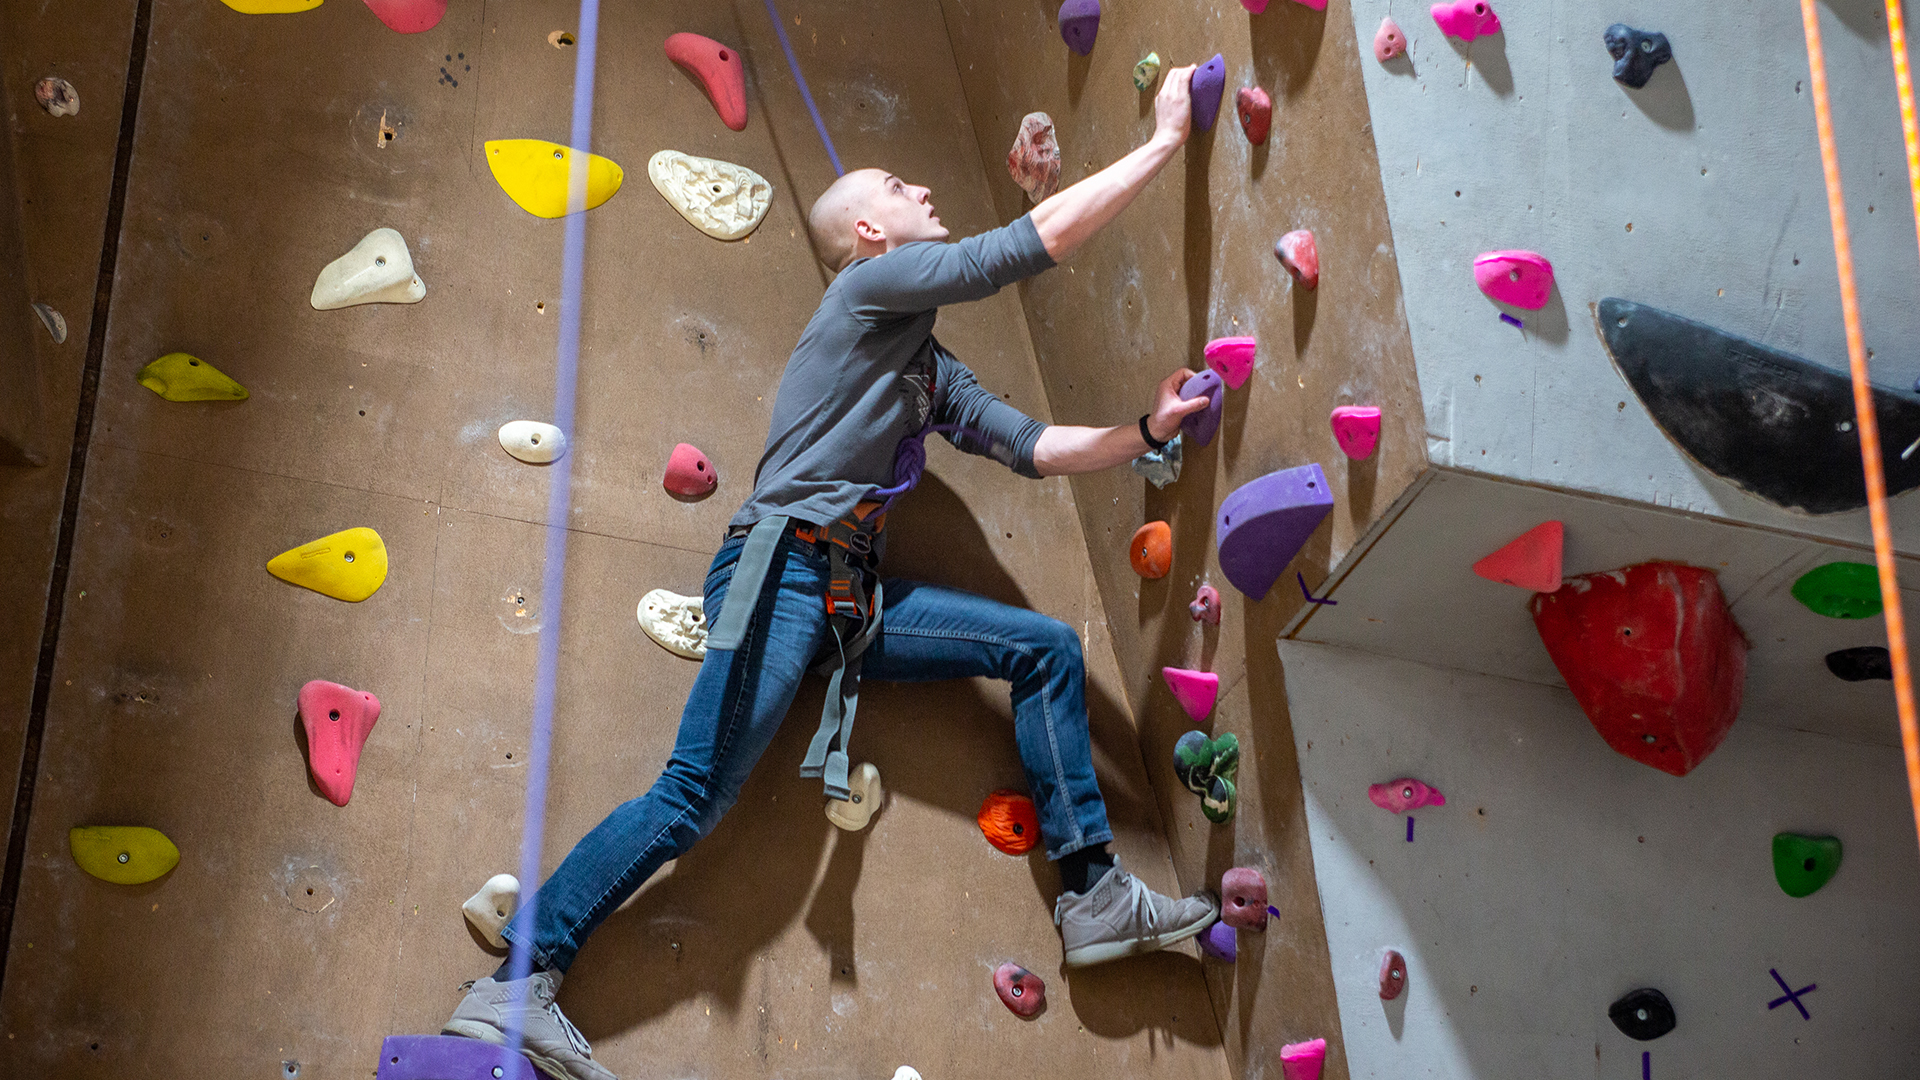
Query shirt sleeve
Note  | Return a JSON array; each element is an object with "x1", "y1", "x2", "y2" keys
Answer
[
  {"x1": 840, "y1": 214, "x2": 1056, "y2": 320},
  {"x1": 931, "y1": 347, "x2": 1048, "y2": 480}
]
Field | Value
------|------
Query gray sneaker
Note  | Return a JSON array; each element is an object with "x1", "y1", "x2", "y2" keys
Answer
[
  {"x1": 443, "y1": 970, "x2": 618, "y2": 1080},
  {"x1": 1055, "y1": 863, "x2": 1219, "y2": 967}
]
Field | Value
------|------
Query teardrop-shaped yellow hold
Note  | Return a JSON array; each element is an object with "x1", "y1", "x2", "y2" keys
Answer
[
  {"x1": 219, "y1": 0, "x2": 323, "y2": 12},
  {"x1": 70, "y1": 826, "x2": 181, "y2": 885},
  {"x1": 137, "y1": 352, "x2": 249, "y2": 402},
  {"x1": 268, "y1": 527, "x2": 389, "y2": 602},
  {"x1": 485, "y1": 139, "x2": 625, "y2": 218}
]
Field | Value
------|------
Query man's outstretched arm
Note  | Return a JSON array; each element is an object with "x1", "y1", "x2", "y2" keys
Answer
[
  {"x1": 1031, "y1": 367, "x2": 1211, "y2": 477},
  {"x1": 1029, "y1": 64, "x2": 1195, "y2": 263}
]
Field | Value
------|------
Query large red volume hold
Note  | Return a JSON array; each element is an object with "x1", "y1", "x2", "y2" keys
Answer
[
  {"x1": 665, "y1": 33, "x2": 748, "y2": 132},
  {"x1": 298, "y1": 680, "x2": 383, "y2": 806},
  {"x1": 1530, "y1": 562, "x2": 1748, "y2": 777}
]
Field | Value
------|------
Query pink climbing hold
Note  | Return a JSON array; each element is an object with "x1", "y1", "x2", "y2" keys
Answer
[
  {"x1": 665, "y1": 443, "x2": 718, "y2": 498},
  {"x1": 1291, "y1": 0, "x2": 1329, "y2": 9},
  {"x1": 1330, "y1": 406, "x2": 1381, "y2": 460},
  {"x1": 1379, "y1": 950, "x2": 1407, "y2": 1000},
  {"x1": 1374, "y1": 16, "x2": 1406, "y2": 61},
  {"x1": 665, "y1": 33, "x2": 749, "y2": 132},
  {"x1": 1189, "y1": 584, "x2": 1222, "y2": 625},
  {"x1": 298, "y1": 680, "x2": 382, "y2": 807},
  {"x1": 1275, "y1": 230, "x2": 1319, "y2": 289},
  {"x1": 1236, "y1": 87, "x2": 1272, "y2": 145},
  {"x1": 1221, "y1": 867, "x2": 1269, "y2": 931},
  {"x1": 362, "y1": 0, "x2": 446, "y2": 33},
  {"x1": 1058, "y1": 0, "x2": 1101, "y2": 56},
  {"x1": 1368, "y1": 777, "x2": 1446, "y2": 814},
  {"x1": 1431, "y1": 0, "x2": 1501, "y2": 42},
  {"x1": 1280, "y1": 1038, "x2": 1328, "y2": 1080},
  {"x1": 1161, "y1": 667, "x2": 1220, "y2": 722},
  {"x1": 1473, "y1": 520, "x2": 1564, "y2": 592},
  {"x1": 1473, "y1": 250, "x2": 1554, "y2": 310},
  {"x1": 1204, "y1": 337, "x2": 1256, "y2": 390},
  {"x1": 994, "y1": 962, "x2": 1046, "y2": 1018},
  {"x1": 1242, "y1": 0, "x2": 1269, "y2": 12}
]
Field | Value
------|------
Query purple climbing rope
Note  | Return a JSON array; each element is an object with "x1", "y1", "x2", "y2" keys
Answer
[
  {"x1": 869, "y1": 423, "x2": 988, "y2": 518},
  {"x1": 502, "y1": 0, "x2": 601, "y2": 1054},
  {"x1": 762, "y1": 0, "x2": 844, "y2": 177}
]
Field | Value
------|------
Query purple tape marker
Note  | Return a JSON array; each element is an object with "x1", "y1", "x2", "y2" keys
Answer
[
  {"x1": 1298, "y1": 572, "x2": 1338, "y2": 605},
  {"x1": 1406, "y1": 817, "x2": 1415, "y2": 842},
  {"x1": 1500, "y1": 313, "x2": 1524, "y2": 328},
  {"x1": 1642, "y1": 1051, "x2": 1650, "y2": 1080}
]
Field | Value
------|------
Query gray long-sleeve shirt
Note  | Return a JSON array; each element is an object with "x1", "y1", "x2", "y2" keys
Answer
[{"x1": 727, "y1": 214, "x2": 1058, "y2": 531}]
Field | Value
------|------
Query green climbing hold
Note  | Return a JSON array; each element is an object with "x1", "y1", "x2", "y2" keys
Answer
[
  {"x1": 1791, "y1": 562, "x2": 1881, "y2": 619},
  {"x1": 1133, "y1": 52, "x2": 1162, "y2": 90},
  {"x1": 1174, "y1": 730, "x2": 1240, "y2": 824},
  {"x1": 1772, "y1": 833, "x2": 1842, "y2": 898}
]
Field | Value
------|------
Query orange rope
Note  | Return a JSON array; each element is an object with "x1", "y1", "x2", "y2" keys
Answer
[{"x1": 1801, "y1": 0, "x2": 1920, "y2": 853}]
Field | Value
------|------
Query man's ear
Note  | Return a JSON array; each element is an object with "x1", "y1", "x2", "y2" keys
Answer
[{"x1": 853, "y1": 217, "x2": 885, "y2": 244}]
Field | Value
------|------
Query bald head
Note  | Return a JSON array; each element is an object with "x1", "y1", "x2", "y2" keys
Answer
[
  {"x1": 806, "y1": 168, "x2": 948, "y2": 271},
  {"x1": 807, "y1": 169, "x2": 885, "y2": 272}
]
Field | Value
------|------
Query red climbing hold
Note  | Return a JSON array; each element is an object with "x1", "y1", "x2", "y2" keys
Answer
[
  {"x1": 1473, "y1": 521, "x2": 1563, "y2": 592},
  {"x1": 1280, "y1": 1038, "x2": 1328, "y2": 1080},
  {"x1": 1221, "y1": 867, "x2": 1269, "y2": 931},
  {"x1": 665, "y1": 33, "x2": 749, "y2": 132},
  {"x1": 1237, "y1": 87, "x2": 1272, "y2": 145},
  {"x1": 978, "y1": 790, "x2": 1042, "y2": 855},
  {"x1": 1379, "y1": 950, "x2": 1407, "y2": 999},
  {"x1": 298, "y1": 680, "x2": 382, "y2": 806},
  {"x1": 362, "y1": 0, "x2": 446, "y2": 34},
  {"x1": 1204, "y1": 336, "x2": 1256, "y2": 389},
  {"x1": 993, "y1": 962, "x2": 1046, "y2": 1017},
  {"x1": 665, "y1": 443, "x2": 718, "y2": 497},
  {"x1": 1162, "y1": 667, "x2": 1219, "y2": 722},
  {"x1": 1330, "y1": 406, "x2": 1381, "y2": 460},
  {"x1": 1530, "y1": 562, "x2": 1748, "y2": 777},
  {"x1": 1275, "y1": 230, "x2": 1319, "y2": 289},
  {"x1": 1190, "y1": 584, "x2": 1222, "y2": 624}
]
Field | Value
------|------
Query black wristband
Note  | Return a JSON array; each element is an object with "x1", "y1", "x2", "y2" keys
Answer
[{"x1": 1139, "y1": 414, "x2": 1169, "y2": 451}]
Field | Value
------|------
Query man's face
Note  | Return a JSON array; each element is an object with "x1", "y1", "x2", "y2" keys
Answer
[{"x1": 859, "y1": 171, "x2": 948, "y2": 247}]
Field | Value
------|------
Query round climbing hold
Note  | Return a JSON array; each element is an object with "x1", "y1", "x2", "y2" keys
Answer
[
  {"x1": 1378, "y1": 949, "x2": 1407, "y2": 999},
  {"x1": 1603, "y1": 25, "x2": 1672, "y2": 89},
  {"x1": 70, "y1": 826, "x2": 179, "y2": 885},
  {"x1": 1133, "y1": 52, "x2": 1162, "y2": 90},
  {"x1": 499, "y1": 421, "x2": 568, "y2": 465},
  {"x1": 1189, "y1": 584, "x2": 1221, "y2": 624},
  {"x1": 1825, "y1": 645, "x2": 1891, "y2": 681},
  {"x1": 826, "y1": 762, "x2": 883, "y2": 832},
  {"x1": 1791, "y1": 562, "x2": 1882, "y2": 619},
  {"x1": 664, "y1": 443, "x2": 719, "y2": 498},
  {"x1": 993, "y1": 962, "x2": 1046, "y2": 1017},
  {"x1": 1174, "y1": 730, "x2": 1240, "y2": 824},
  {"x1": 1057, "y1": 0, "x2": 1100, "y2": 56},
  {"x1": 1330, "y1": 405, "x2": 1381, "y2": 460},
  {"x1": 1129, "y1": 521, "x2": 1173, "y2": 579},
  {"x1": 1773, "y1": 833, "x2": 1842, "y2": 898},
  {"x1": 1199, "y1": 920, "x2": 1237, "y2": 961},
  {"x1": 34, "y1": 76, "x2": 78, "y2": 117},
  {"x1": 1275, "y1": 230, "x2": 1319, "y2": 290},
  {"x1": 1220, "y1": 867, "x2": 1269, "y2": 931},
  {"x1": 1236, "y1": 87, "x2": 1272, "y2": 145},
  {"x1": 1607, "y1": 987, "x2": 1676, "y2": 1041},
  {"x1": 977, "y1": 790, "x2": 1041, "y2": 855}
]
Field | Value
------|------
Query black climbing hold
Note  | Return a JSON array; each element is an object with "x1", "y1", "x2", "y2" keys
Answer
[
  {"x1": 1598, "y1": 298, "x2": 1920, "y2": 515},
  {"x1": 1608, "y1": 987, "x2": 1676, "y2": 1041},
  {"x1": 1826, "y1": 645, "x2": 1892, "y2": 681},
  {"x1": 1604, "y1": 25, "x2": 1673, "y2": 90}
]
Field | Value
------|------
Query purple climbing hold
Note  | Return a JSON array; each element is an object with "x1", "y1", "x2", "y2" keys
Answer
[
  {"x1": 1059, "y1": 0, "x2": 1101, "y2": 56},
  {"x1": 1192, "y1": 54, "x2": 1227, "y2": 132},
  {"x1": 1216, "y1": 465, "x2": 1335, "y2": 600},
  {"x1": 377, "y1": 1035, "x2": 540, "y2": 1080},
  {"x1": 1180, "y1": 369, "x2": 1225, "y2": 447},
  {"x1": 1200, "y1": 920, "x2": 1238, "y2": 961}
]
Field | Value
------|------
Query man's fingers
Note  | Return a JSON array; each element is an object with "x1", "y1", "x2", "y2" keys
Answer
[{"x1": 1174, "y1": 396, "x2": 1211, "y2": 415}]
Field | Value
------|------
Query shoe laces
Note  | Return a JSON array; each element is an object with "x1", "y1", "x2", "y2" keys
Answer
[
  {"x1": 1115, "y1": 871, "x2": 1167, "y2": 934},
  {"x1": 544, "y1": 1000, "x2": 594, "y2": 1059}
]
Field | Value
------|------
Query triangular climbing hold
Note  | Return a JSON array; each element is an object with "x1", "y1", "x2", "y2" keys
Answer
[
  {"x1": 648, "y1": 151, "x2": 772, "y2": 240},
  {"x1": 268, "y1": 527, "x2": 389, "y2": 602},
  {"x1": 664, "y1": 33, "x2": 748, "y2": 131},
  {"x1": 298, "y1": 679, "x2": 382, "y2": 806},
  {"x1": 1161, "y1": 667, "x2": 1219, "y2": 721},
  {"x1": 1216, "y1": 466, "x2": 1334, "y2": 600},
  {"x1": 1772, "y1": 833, "x2": 1842, "y2": 898},
  {"x1": 311, "y1": 227, "x2": 426, "y2": 309},
  {"x1": 1204, "y1": 336, "x2": 1256, "y2": 389},
  {"x1": 361, "y1": 0, "x2": 444, "y2": 32},
  {"x1": 463, "y1": 873, "x2": 520, "y2": 948},
  {"x1": 485, "y1": 139, "x2": 625, "y2": 219},
  {"x1": 219, "y1": 0, "x2": 322, "y2": 12},
  {"x1": 664, "y1": 443, "x2": 718, "y2": 497},
  {"x1": 70, "y1": 825, "x2": 180, "y2": 885},
  {"x1": 1330, "y1": 405, "x2": 1381, "y2": 459},
  {"x1": 1279, "y1": 1038, "x2": 1327, "y2": 1080},
  {"x1": 137, "y1": 352, "x2": 248, "y2": 402},
  {"x1": 1473, "y1": 521, "x2": 1564, "y2": 592}
]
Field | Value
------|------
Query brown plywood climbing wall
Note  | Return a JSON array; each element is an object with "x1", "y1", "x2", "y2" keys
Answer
[
  {"x1": 0, "y1": 1, "x2": 1231, "y2": 1078},
  {"x1": 938, "y1": 2, "x2": 1429, "y2": 1078}
]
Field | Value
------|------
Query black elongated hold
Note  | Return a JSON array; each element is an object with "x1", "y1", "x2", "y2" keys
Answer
[
  {"x1": 1604, "y1": 25, "x2": 1673, "y2": 89},
  {"x1": 1598, "y1": 299, "x2": 1920, "y2": 515},
  {"x1": 1826, "y1": 645, "x2": 1893, "y2": 681},
  {"x1": 1608, "y1": 987, "x2": 1676, "y2": 1041}
]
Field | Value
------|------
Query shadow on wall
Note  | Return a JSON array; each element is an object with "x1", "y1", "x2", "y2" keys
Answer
[
  {"x1": 1446, "y1": 32, "x2": 1513, "y2": 98},
  {"x1": 1249, "y1": 2, "x2": 1326, "y2": 99},
  {"x1": 1623, "y1": 56, "x2": 1695, "y2": 133}
]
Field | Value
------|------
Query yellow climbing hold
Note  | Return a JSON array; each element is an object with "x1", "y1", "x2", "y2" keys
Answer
[
  {"x1": 485, "y1": 139, "x2": 625, "y2": 218},
  {"x1": 219, "y1": 0, "x2": 323, "y2": 12},
  {"x1": 268, "y1": 527, "x2": 389, "y2": 602},
  {"x1": 137, "y1": 352, "x2": 248, "y2": 402},
  {"x1": 70, "y1": 826, "x2": 180, "y2": 885}
]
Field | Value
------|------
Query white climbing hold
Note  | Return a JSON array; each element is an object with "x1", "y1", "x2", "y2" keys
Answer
[
  {"x1": 463, "y1": 873, "x2": 520, "y2": 949},
  {"x1": 34, "y1": 77, "x2": 78, "y2": 117},
  {"x1": 309, "y1": 227, "x2": 427, "y2": 310},
  {"x1": 638, "y1": 589, "x2": 707, "y2": 659},
  {"x1": 30, "y1": 303, "x2": 66, "y2": 344},
  {"x1": 891, "y1": 1069, "x2": 922, "y2": 1080},
  {"x1": 826, "y1": 762, "x2": 883, "y2": 832},
  {"x1": 498, "y1": 420, "x2": 568, "y2": 464},
  {"x1": 647, "y1": 150, "x2": 773, "y2": 241}
]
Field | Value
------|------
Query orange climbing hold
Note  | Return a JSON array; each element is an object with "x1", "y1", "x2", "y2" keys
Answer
[
  {"x1": 1473, "y1": 521, "x2": 1564, "y2": 592},
  {"x1": 298, "y1": 680, "x2": 382, "y2": 806},
  {"x1": 1130, "y1": 521, "x2": 1172, "y2": 579},
  {"x1": 665, "y1": 33, "x2": 748, "y2": 131},
  {"x1": 978, "y1": 790, "x2": 1041, "y2": 855}
]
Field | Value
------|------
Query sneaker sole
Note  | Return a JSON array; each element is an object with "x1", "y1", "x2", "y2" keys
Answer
[
  {"x1": 441, "y1": 1022, "x2": 572, "y2": 1080},
  {"x1": 1061, "y1": 912, "x2": 1218, "y2": 968}
]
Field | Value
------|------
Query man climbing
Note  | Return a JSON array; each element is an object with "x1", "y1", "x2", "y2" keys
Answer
[{"x1": 446, "y1": 66, "x2": 1212, "y2": 1080}]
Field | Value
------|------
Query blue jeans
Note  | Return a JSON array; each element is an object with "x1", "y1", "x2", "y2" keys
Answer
[{"x1": 502, "y1": 529, "x2": 1114, "y2": 973}]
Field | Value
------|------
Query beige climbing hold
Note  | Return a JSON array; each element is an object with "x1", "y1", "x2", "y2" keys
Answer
[
  {"x1": 826, "y1": 762, "x2": 883, "y2": 831},
  {"x1": 310, "y1": 227, "x2": 426, "y2": 309},
  {"x1": 31, "y1": 303, "x2": 66, "y2": 344},
  {"x1": 463, "y1": 873, "x2": 520, "y2": 948},
  {"x1": 498, "y1": 420, "x2": 567, "y2": 464},
  {"x1": 647, "y1": 150, "x2": 772, "y2": 241},
  {"x1": 34, "y1": 77, "x2": 78, "y2": 117},
  {"x1": 639, "y1": 589, "x2": 707, "y2": 659}
]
